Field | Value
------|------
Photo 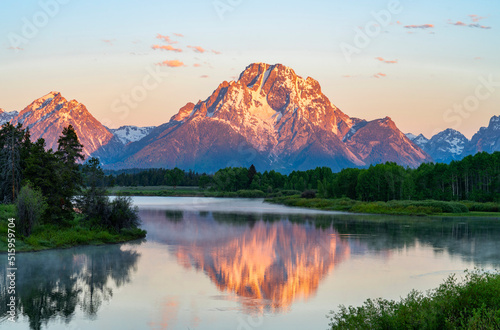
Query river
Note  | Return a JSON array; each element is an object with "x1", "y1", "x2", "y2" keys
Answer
[{"x1": 1, "y1": 197, "x2": 499, "y2": 329}]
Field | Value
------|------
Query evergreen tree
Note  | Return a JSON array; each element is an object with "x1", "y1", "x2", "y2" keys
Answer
[
  {"x1": 247, "y1": 164, "x2": 257, "y2": 188},
  {"x1": 55, "y1": 125, "x2": 85, "y2": 222},
  {"x1": 0, "y1": 123, "x2": 26, "y2": 203}
]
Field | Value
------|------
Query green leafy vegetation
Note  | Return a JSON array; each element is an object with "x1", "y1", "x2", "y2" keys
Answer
[
  {"x1": 328, "y1": 269, "x2": 500, "y2": 329},
  {"x1": 0, "y1": 123, "x2": 146, "y2": 252},
  {"x1": 104, "y1": 152, "x2": 499, "y2": 205},
  {"x1": 266, "y1": 196, "x2": 497, "y2": 216}
]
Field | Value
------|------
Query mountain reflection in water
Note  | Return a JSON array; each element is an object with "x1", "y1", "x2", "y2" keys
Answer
[{"x1": 142, "y1": 210, "x2": 356, "y2": 313}]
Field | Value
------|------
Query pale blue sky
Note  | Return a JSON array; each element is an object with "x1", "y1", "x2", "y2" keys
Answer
[{"x1": 0, "y1": 0, "x2": 498, "y2": 138}]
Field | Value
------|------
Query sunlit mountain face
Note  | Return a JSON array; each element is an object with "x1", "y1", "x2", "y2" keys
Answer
[{"x1": 141, "y1": 210, "x2": 352, "y2": 313}]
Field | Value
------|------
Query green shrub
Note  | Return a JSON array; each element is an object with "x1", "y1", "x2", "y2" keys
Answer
[
  {"x1": 329, "y1": 269, "x2": 500, "y2": 329},
  {"x1": 301, "y1": 190, "x2": 316, "y2": 199},
  {"x1": 235, "y1": 189, "x2": 266, "y2": 198},
  {"x1": 16, "y1": 183, "x2": 47, "y2": 236}
]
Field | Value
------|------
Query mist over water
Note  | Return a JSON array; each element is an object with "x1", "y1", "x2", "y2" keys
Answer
[{"x1": 2, "y1": 197, "x2": 499, "y2": 329}]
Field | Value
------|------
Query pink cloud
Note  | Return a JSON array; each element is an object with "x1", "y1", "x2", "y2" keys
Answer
[
  {"x1": 404, "y1": 24, "x2": 434, "y2": 29},
  {"x1": 173, "y1": 33, "x2": 184, "y2": 37},
  {"x1": 373, "y1": 73, "x2": 387, "y2": 78},
  {"x1": 193, "y1": 63, "x2": 202, "y2": 67},
  {"x1": 449, "y1": 21, "x2": 467, "y2": 26},
  {"x1": 102, "y1": 39, "x2": 114, "y2": 45},
  {"x1": 469, "y1": 15, "x2": 487, "y2": 22},
  {"x1": 156, "y1": 34, "x2": 178, "y2": 44},
  {"x1": 188, "y1": 45, "x2": 205, "y2": 53},
  {"x1": 474, "y1": 57, "x2": 482, "y2": 60},
  {"x1": 375, "y1": 57, "x2": 398, "y2": 64},
  {"x1": 200, "y1": 75, "x2": 209, "y2": 78},
  {"x1": 156, "y1": 60, "x2": 185, "y2": 67},
  {"x1": 151, "y1": 44, "x2": 182, "y2": 52},
  {"x1": 211, "y1": 50, "x2": 221, "y2": 55},
  {"x1": 7, "y1": 46, "x2": 23, "y2": 51}
]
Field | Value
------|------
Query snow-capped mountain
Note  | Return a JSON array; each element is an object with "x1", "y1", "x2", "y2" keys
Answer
[
  {"x1": 422, "y1": 129, "x2": 468, "y2": 163},
  {"x1": 0, "y1": 109, "x2": 18, "y2": 125},
  {"x1": 10, "y1": 92, "x2": 113, "y2": 157},
  {"x1": 104, "y1": 63, "x2": 431, "y2": 172},
  {"x1": 465, "y1": 115, "x2": 500, "y2": 155},
  {"x1": 108, "y1": 125, "x2": 155, "y2": 145},
  {"x1": 406, "y1": 133, "x2": 429, "y2": 150}
]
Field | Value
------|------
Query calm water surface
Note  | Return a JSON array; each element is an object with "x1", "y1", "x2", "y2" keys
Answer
[{"x1": 2, "y1": 197, "x2": 500, "y2": 329}]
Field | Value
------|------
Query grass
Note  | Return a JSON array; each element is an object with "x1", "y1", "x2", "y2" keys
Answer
[
  {"x1": 0, "y1": 204, "x2": 146, "y2": 252},
  {"x1": 328, "y1": 269, "x2": 500, "y2": 329},
  {"x1": 266, "y1": 196, "x2": 500, "y2": 217}
]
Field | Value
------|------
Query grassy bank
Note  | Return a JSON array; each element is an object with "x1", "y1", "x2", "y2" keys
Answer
[
  {"x1": 328, "y1": 269, "x2": 500, "y2": 329},
  {"x1": 266, "y1": 196, "x2": 500, "y2": 216},
  {"x1": 0, "y1": 204, "x2": 146, "y2": 252}
]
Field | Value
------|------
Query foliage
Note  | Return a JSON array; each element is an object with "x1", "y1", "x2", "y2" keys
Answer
[
  {"x1": 328, "y1": 269, "x2": 500, "y2": 330},
  {"x1": 267, "y1": 197, "x2": 474, "y2": 215},
  {"x1": 0, "y1": 123, "x2": 28, "y2": 203},
  {"x1": 15, "y1": 183, "x2": 47, "y2": 236},
  {"x1": 102, "y1": 152, "x2": 499, "y2": 205},
  {"x1": 301, "y1": 190, "x2": 316, "y2": 199},
  {"x1": 108, "y1": 196, "x2": 140, "y2": 231}
]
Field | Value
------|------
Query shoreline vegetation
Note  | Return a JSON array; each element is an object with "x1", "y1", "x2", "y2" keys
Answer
[
  {"x1": 107, "y1": 186, "x2": 500, "y2": 217},
  {"x1": 0, "y1": 124, "x2": 146, "y2": 253},
  {"x1": 0, "y1": 201, "x2": 146, "y2": 253},
  {"x1": 328, "y1": 269, "x2": 500, "y2": 329}
]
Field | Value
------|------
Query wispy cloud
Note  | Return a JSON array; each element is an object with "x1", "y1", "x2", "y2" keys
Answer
[
  {"x1": 152, "y1": 44, "x2": 182, "y2": 52},
  {"x1": 193, "y1": 63, "x2": 202, "y2": 67},
  {"x1": 404, "y1": 24, "x2": 434, "y2": 29},
  {"x1": 102, "y1": 39, "x2": 114, "y2": 45},
  {"x1": 468, "y1": 23, "x2": 491, "y2": 29},
  {"x1": 156, "y1": 34, "x2": 178, "y2": 44},
  {"x1": 188, "y1": 45, "x2": 205, "y2": 53},
  {"x1": 448, "y1": 16, "x2": 491, "y2": 29},
  {"x1": 173, "y1": 33, "x2": 184, "y2": 37},
  {"x1": 469, "y1": 14, "x2": 487, "y2": 22},
  {"x1": 200, "y1": 75, "x2": 209, "y2": 78},
  {"x1": 474, "y1": 57, "x2": 482, "y2": 60},
  {"x1": 375, "y1": 57, "x2": 398, "y2": 64},
  {"x1": 156, "y1": 60, "x2": 185, "y2": 67},
  {"x1": 373, "y1": 72, "x2": 387, "y2": 78},
  {"x1": 211, "y1": 50, "x2": 221, "y2": 55},
  {"x1": 7, "y1": 46, "x2": 23, "y2": 51}
]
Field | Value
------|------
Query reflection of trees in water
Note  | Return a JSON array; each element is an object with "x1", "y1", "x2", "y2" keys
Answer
[
  {"x1": 313, "y1": 215, "x2": 500, "y2": 267},
  {"x1": 0, "y1": 244, "x2": 141, "y2": 330}
]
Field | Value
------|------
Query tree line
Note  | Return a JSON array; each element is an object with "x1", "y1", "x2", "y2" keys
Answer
[
  {"x1": 0, "y1": 123, "x2": 139, "y2": 236},
  {"x1": 105, "y1": 152, "x2": 499, "y2": 202}
]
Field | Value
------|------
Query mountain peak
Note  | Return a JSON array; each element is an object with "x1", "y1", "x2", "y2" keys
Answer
[{"x1": 11, "y1": 92, "x2": 113, "y2": 157}]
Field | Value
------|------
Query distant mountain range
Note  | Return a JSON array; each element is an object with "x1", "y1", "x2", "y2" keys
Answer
[
  {"x1": 406, "y1": 116, "x2": 500, "y2": 164},
  {"x1": 1, "y1": 63, "x2": 498, "y2": 172}
]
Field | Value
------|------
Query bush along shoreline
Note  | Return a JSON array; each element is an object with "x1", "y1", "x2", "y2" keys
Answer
[
  {"x1": 266, "y1": 196, "x2": 500, "y2": 216},
  {"x1": 0, "y1": 124, "x2": 146, "y2": 253},
  {"x1": 328, "y1": 269, "x2": 500, "y2": 329}
]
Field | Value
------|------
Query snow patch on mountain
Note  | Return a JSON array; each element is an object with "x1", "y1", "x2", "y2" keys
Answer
[
  {"x1": 0, "y1": 109, "x2": 18, "y2": 125},
  {"x1": 109, "y1": 125, "x2": 155, "y2": 144}
]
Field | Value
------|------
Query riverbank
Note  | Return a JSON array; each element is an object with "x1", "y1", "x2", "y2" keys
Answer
[
  {"x1": 0, "y1": 204, "x2": 146, "y2": 252},
  {"x1": 107, "y1": 186, "x2": 272, "y2": 198},
  {"x1": 266, "y1": 196, "x2": 500, "y2": 217},
  {"x1": 329, "y1": 269, "x2": 500, "y2": 329}
]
